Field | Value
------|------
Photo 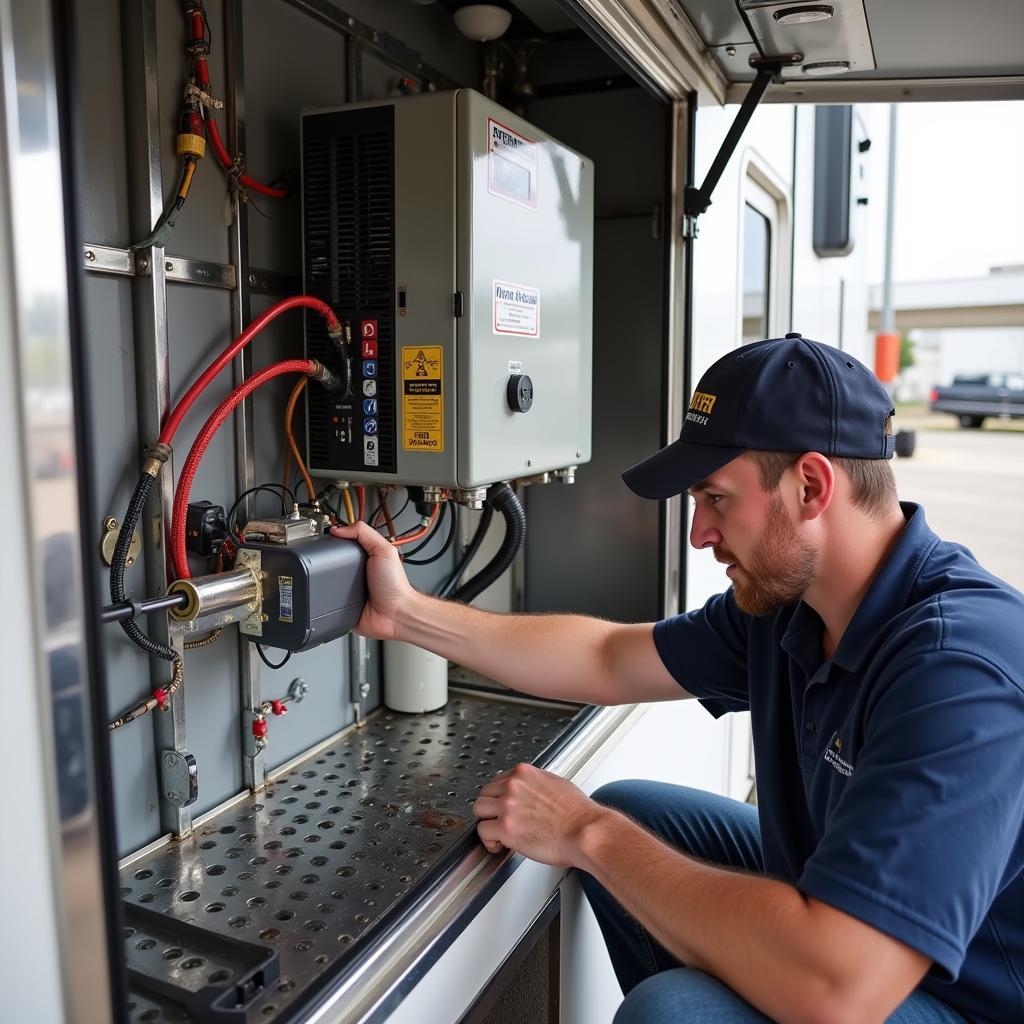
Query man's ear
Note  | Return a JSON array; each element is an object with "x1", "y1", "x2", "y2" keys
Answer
[{"x1": 791, "y1": 452, "x2": 834, "y2": 521}]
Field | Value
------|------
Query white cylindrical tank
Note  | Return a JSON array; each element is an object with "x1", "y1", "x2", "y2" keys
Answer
[{"x1": 383, "y1": 640, "x2": 448, "y2": 712}]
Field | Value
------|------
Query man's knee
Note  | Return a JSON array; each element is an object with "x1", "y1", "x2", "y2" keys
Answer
[
  {"x1": 613, "y1": 968, "x2": 769, "y2": 1024},
  {"x1": 590, "y1": 779, "x2": 664, "y2": 820}
]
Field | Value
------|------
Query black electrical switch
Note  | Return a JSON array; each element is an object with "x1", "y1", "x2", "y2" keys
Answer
[
  {"x1": 185, "y1": 501, "x2": 228, "y2": 557},
  {"x1": 507, "y1": 374, "x2": 534, "y2": 413}
]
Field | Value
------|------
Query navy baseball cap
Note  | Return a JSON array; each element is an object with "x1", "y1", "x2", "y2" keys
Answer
[{"x1": 623, "y1": 333, "x2": 896, "y2": 500}]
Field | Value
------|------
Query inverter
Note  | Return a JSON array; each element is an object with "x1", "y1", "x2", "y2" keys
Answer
[{"x1": 301, "y1": 89, "x2": 594, "y2": 496}]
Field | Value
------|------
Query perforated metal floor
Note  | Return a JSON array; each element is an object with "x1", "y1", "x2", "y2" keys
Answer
[{"x1": 120, "y1": 691, "x2": 579, "y2": 1023}]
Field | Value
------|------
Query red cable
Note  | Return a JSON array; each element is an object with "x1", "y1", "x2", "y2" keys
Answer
[
  {"x1": 190, "y1": 11, "x2": 287, "y2": 199},
  {"x1": 158, "y1": 295, "x2": 339, "y2": 446},
  {"x1": 171, "y1": 359, "x2": 316, "y2": 579},
  {"x1": 356, "y1": 485, "x2": 365, "y2": 522}
]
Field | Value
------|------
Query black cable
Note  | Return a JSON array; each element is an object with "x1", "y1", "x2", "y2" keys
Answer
[
  {"x1": 255, "y1": 643, "x2": 291, "y2": 670},
  {"x1": 403, "y1": 502, "x2": 458, "y2": 564},
  {"x1": 110, "y1": 470, "x2": 178, "y2": 662},
  {"x1": 368, "y1": 489, "x2": 411, "y2": 535},
  {"x1": 226, "y1": 483, "x2": 293, "y2": 536},
  {"x1": 436, "y1": 503, "x2": 493, "y2": 598},
  {"x1": 450, "y1": 484, "x2": 524, "y2": 605}
]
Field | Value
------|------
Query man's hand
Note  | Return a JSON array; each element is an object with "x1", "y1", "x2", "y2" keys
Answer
[
  {"x1": 330, "y1": 522, "x2": 417, "y2": 640},
  {"x1": 472, "y1": 762, "x2": 608, "y2": 867}
]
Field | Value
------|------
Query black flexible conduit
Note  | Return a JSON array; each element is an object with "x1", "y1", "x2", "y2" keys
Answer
[
  {"x1": 109, "y1": 468, "x2": 177, "y2": 664},
  {"x1": 450, "y1": 483, "x2": 525, "y2": 605},
  {"x1": 436, "y1": 502, "x2": 494, "y2": 599}
]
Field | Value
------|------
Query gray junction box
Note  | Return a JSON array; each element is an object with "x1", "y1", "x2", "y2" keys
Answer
[{"x1": 302, "y1": 89, "x2": 594, "y2": 490}]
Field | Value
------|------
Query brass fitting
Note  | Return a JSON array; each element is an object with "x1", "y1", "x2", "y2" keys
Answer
[{"x1": 142, "y1": 442, "x2": 172, "y2": 478}]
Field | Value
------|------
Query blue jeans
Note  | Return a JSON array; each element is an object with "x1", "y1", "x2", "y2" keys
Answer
[{"x1": 579, "y1": 781, "x2": 968, "y2": 1024}]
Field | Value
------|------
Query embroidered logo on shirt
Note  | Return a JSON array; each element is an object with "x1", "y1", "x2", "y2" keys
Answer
[{"x1": 823, "y1": 732, "x2": 854, "y2": 777}]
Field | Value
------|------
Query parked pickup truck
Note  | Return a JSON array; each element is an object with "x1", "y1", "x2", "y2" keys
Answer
[{"x1": 929, "y1": 372, "x2": 1024, "y2": 428}]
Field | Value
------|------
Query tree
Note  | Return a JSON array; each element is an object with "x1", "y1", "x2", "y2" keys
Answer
[{"x1": 899, "y1": 332, "x2": 915, "y2": 373}]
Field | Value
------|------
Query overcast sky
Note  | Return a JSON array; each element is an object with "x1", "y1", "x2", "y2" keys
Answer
[{"x1": 866, "y1": 101, "x2": 1024, "y2": 286}]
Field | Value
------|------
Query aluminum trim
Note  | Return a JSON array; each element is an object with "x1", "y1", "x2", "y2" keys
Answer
[
  {"x1": 121, "y1": 0, "x2": 191, "y2": 838},
  {"x1": 83, "y1": 242, "x2": 134, "y2": 275},
  {"x1": 83, "y1": 242, "x2": 299, "y2": 292},
  {"x1": 661, "y1": 99, "x2": 690, "y2": 619},
  {"x1": 560, "y1": 0, "x2": 728, "y2": 104},
  {"x1": 0, "y1": 0, "x2": 114, "y2": 1017},
  {"x1": 729, "y1": 75, "x2": 1024, "y2": 104},
  {"x1": 223, "y1": 0, "x2": 266, "y2": 794},
  {"x1": 299, "y1": 704, "x2": 640, "y2": 1024}
]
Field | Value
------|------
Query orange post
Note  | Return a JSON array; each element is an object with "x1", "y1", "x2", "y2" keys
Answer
[{"x1": 875, "y1": 332, "x2": 900, "y2": 383}]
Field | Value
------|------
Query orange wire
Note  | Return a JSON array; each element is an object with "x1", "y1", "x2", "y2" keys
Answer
[
  {"x1": 285, "y1": 376, "x2": 316, "y2": 505},
  {"x1": 377, "y1": 486, "x2": 397, "y2": 538},
  {"x1": 391, "y1": 504, "x2": 440, "y2": 548},
  {"x1": 356, "y1": 485, "x2": 365, "y2": 522}
]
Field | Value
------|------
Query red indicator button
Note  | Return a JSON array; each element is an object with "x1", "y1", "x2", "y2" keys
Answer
[
  {"x1": 361, "y1": 319, "x2": 378, "y2": 340},
  {"x1": 361, "y1": 338, "x2": 378, "y2": 359}
]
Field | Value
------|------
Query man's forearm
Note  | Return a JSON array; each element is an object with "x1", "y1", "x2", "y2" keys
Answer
[
  {"x1": 395, "y1": 590, "x2": 619, "y2": 704},
  {"x1": 574, "y1": 809, "x2": 892, "y2": 1024}
]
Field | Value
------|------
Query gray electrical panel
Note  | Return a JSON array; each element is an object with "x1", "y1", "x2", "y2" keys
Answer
[{"x1": 301, "y1": 89, "x2": 594, "y2": 491}]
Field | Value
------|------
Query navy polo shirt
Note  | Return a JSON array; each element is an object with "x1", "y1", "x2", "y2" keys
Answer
[{"x1": 654, "y1": 503, "x2": 1024, "y2": 1024}]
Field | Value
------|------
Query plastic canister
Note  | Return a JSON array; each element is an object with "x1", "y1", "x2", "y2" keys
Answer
[{"x1": 383, "y1": 640, "x2": 448, "y2": 713}]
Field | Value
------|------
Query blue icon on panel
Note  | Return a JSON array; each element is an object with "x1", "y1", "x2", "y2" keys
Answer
[
  {"x1": 364, "y1": 418, "x2": 379, "y2": 435},
  {"x1": 362, "y1": 398, "x2": 378, "y2": 416},
  {"x1": 363, "y1": 360, "x2": 378, "y2": 378}
]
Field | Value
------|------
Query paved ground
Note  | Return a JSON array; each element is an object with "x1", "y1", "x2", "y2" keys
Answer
[{"x1": 891, "y1": 427, "x2": 1024, "y2": 592}]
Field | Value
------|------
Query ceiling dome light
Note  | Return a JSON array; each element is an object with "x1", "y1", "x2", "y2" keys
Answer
[
  {"x1": 801, "y1": 59, "x2": 851, "y2": 76},
  {"x1": 773, "y1": 5, "x2": 834, "y2": 25},
  {"x1": 453, "y1": 4, "x2": 513, "y2": 42}
]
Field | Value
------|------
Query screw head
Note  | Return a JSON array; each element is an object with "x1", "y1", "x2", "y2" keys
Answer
[
  {"x1": 164, "y1": 753, "x2": 177, "y2": 767},
  {"x1": 165, "y1": 260, "x2": 173, "y2": 272},
  {"x1": 165, "y1": 790, "x2": 176, "y2": 801},
  {"x1": 126, "y1": 556, "x2": 136, "y2": 567},
  {"x1": 104, "y1": 516, "x2": 117, "y2": 531},
  {"x1": 248, "y1": 273, "x2": 256, "y2": 286},
  {"x1": 725, "y1": 45, "x2": 737, "y2": 57},
  {"x1": 138, "y1": 257, "x2": 149, "y2": 270},
  {"x1": 85, "y1": 250, "x2": 95, "y2": 261},
  {"x1": 526, "y1": 458, "x2": 533, "y2": 467}
]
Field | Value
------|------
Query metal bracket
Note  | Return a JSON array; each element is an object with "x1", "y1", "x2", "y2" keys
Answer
[
  {"x1": 683, "y1": 55, "x2": 800, "y2": 223},
  {"x1": 100, "y1": 515, "x2": 140, "y2": 567},
  {"x1": 160, "y1": 749, "x2": 198, "y2": 807},
  {"x1": 236, "y1": 547, "x2": 264, "y2": 637}
]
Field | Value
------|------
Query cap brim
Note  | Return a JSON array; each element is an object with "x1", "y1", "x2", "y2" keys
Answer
[{"x1": 622, "y1": 438, "x2": 746, "y2": 500}]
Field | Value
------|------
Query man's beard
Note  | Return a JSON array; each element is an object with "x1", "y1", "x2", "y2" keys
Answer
[{"x1": 716, "y1": 495, "x2": 817, "y2": 616}]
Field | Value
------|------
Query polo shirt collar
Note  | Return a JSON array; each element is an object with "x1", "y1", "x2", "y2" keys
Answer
[
  {"x1": 831, "y1": 502, "x2": 938, "y2": 672},
  {"x1": 779, "y1": 503, "x2": 938, "y2": 676}
]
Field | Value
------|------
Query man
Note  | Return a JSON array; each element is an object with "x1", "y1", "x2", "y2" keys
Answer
[{"x1": 333, "y1": 335, "x2": 1024, "y2": 1024}]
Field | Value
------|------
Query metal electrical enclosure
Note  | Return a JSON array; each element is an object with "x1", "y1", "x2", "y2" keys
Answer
[{"x1": 302, "y1": 89, "x2": 594, "y2": 490}]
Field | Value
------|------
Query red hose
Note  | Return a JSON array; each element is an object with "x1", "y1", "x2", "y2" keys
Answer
[
  {"x1": 171, "y1": 359, "x2": 316, "y2": 579},
  {"x1": 158, "y1": 295, "x2": 339, "y2": 446},
  {"x1": 190, "y1": 11, "x2": 287, "y2": 199}
]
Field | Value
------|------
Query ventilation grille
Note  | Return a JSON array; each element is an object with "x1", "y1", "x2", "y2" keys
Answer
[{"x1": 303, "y1": 106, "x2": 396, "y2": 473}]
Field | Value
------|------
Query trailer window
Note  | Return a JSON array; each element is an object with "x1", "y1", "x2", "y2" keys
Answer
[{"x1": 742, "y1": 202, "x2": 771, "y2": 343}]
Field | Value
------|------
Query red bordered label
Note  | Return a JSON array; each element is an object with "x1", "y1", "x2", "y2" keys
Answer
[{"x1": 487, "y1": 117, "x2": 538, "y2": 210}]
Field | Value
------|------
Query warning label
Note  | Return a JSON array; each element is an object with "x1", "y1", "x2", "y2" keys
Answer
[
  {"x1": 402, "y1": 346, "x2": 443, "y2": 453},
  {"x1": 488, "y1": 117, "x2": 538, "y2": 209},
  {"x1": 493, "y1": 280, "x2": 540, "y2": 337}
]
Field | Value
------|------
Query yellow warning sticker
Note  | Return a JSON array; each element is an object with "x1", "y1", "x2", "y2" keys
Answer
[{"x1": 402, "y1": 346, "x2": 444, "y2": 453}]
